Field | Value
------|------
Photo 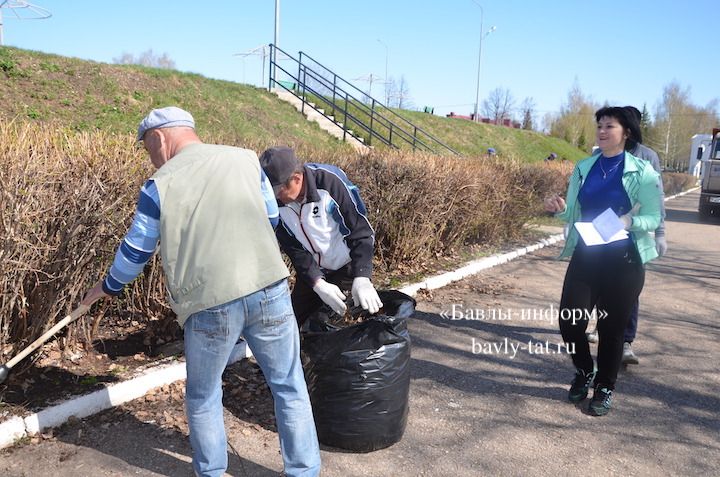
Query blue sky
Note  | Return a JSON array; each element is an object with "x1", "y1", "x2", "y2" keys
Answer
[{"x1": 2, "y1": 0, "x2": 718, "y2": 127}]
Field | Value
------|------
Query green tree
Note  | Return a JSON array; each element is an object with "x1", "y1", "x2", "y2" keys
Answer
[
  {"x1": 520, "y1": 97, "x2": 536, "y2": 130},
  {"x1": 640, "y1": 103, "x2": 652, "y2": 140}
]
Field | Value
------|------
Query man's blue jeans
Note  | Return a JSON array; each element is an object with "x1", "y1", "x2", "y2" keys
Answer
[{"x1": 184, "y1": 279, "x2": 321, "y2": 477}]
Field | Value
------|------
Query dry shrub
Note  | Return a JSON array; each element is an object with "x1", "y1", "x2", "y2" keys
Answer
[
  {"x1": 317, "y1": 149, "x2": 568, "y2": 273},
  {"x1": 662, "y1": 172, "x2": 697, "y2": 196},
  {"x1": 0, "y1": 122, "x2": 566, "y2": 356},
  {"x1": 0, "y1": 120, "x2": 169, "y2": 360}
]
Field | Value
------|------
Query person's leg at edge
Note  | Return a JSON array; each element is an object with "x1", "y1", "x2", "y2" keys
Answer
[
  {"x1": 243, "y1": 279, "x2": 321, "y2": 477},
  {"x1": 595, "y1": 262, "x2": 645, "y2": 390},
  {"x1": 624, "y1": 299, "x2": 639, "y2": 344},
  {"x1": 184, "y1": 299, "x2": 245, "y2": 477},
  {"x1": 622, "y1": 298, "x2": 641, "y2": 364},
  {"x1": 559, "y1": 255, "x2": 598, "y2": 374}
]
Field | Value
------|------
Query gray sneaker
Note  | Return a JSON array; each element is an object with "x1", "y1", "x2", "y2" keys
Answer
[
  {"x1": 622, "y1": 342, "x2": 639, "y2": 365},
  {"x1": 586, "y1": 329, "x2": 598, "y2": 344}
]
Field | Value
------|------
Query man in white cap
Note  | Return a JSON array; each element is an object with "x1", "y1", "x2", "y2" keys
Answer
[
  {"x1": 259, "y1": 146, "x2": 382, "y2": 326},
  {"x1": 81, "y1": 107, "x2": 320, "y2": 477}
]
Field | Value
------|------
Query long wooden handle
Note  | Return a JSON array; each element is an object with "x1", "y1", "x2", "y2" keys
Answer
[{"x1": 5, "y1": 304, "x2": 90, "y2": 370}]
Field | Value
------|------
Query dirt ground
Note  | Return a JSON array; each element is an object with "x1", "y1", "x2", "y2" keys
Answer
[{"x1": 0, "y1": 190, "x2": 718, "y2": 476}]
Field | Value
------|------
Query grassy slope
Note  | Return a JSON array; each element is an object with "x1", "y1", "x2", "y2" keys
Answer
[
  {"x1": 1, "y1": 46, "x2": 587, "y2": 161},
  {"x1": 0, "y1": 46, "x2": 353, "y2": 153},
  {"x1": 394, "y1": 109, "x2": 588, "y2": 161}
]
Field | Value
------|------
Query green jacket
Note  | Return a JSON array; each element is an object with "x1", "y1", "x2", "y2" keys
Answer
[{"x1": 557, "y1": 151, "x2": 662, "y2": 264}]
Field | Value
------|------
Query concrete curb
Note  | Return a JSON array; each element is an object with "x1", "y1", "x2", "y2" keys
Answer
[
  {"x1": 665, "y1": 185, "x2": 699, "y2": 201},
  {"x1": 397, "y1": 234, "x2": 565, "y2": 297}
]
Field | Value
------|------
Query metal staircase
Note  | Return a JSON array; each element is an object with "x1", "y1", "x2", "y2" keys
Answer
[{"x1": 268, "y1": 44, "x2": 459, "y2": 156}]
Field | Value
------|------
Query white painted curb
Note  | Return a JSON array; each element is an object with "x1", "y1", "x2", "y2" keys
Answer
[
  {"x1": 0, "y1": 342, "x2": 251, "y2": 448},
  {"x1": 665, "y1": 185, "x2": 699, "y2": 201},
  {"x1": 397, "y1": 234, "x2": 564, "y2": 297},
  {"x1": 0, "y1": 416, "x2": 26, "y2": 449},
  {"x1": 23, "y1": 360, "x2": 187, "y2": 434}
]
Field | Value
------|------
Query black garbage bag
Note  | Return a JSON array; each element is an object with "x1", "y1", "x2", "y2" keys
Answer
[{"x1": 301, "y1": 290, "x2": 415, "y2": 452}]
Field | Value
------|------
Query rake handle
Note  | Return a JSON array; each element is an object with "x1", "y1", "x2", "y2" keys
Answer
[{"x1": 5, "y1": 305, "x2": 90, "y2": 370}]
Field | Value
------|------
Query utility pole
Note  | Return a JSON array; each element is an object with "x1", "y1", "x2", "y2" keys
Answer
[
  {"x1": 471, "y1": 1, "x2": 496, "y2": 122},
  {"x1": 272, "y1": 0, "x2": 279, "y2": 84}
]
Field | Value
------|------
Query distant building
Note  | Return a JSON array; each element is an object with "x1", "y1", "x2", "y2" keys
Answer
[{"x1": 446, "y1": 113, "x2": 520, "y2": 128}]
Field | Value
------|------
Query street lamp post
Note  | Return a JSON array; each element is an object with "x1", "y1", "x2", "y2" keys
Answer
[
  {"x1": 377, "y1": 39, "x2": 389, "y2": 105},
  {"x1": 471, "y1": 1, "x2": 496, "y2": 122},
  {"x1": 272, "y1": 0, "x2": 279, "y2": 84}
]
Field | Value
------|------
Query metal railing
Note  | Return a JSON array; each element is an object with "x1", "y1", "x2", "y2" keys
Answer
[{"x1": 268, "y1": 44, "x2": 459, "y2": 156}]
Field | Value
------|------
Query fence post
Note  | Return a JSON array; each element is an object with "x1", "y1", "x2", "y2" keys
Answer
[
  {"x1": 368, "y1": 99, "x2": 375, "y2": 146},
  {"x1": 268, "y1": 44, "x2": 274, "y2": 91},
  {"x1": 297, "y1": 51, "x2": 303, "y2": 87},
  {"x1": 413, "y1": 126, "x2": 418, "y2": 150},
  {"x1": 301, "y1": 66, "x2": 307, "y2": 115},
  {"x1": 343, "y1": 93, "x2": 349, "y2": 141},
  {"x1": 332, "y1": 74, "x2": 337, "y2": 120}
]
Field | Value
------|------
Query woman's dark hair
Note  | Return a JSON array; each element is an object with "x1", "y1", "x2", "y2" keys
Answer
[{"x1": 595, "y1": 106, "x2": 642, "y2": 150}]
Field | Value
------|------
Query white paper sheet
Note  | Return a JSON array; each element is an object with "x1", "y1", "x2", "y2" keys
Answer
[
  {"x1": 591, "y1": 208, "x2": 626, "y2": 242},
  {"x1": 574, "y1": 208, "x2": 628, "y2": 246}
]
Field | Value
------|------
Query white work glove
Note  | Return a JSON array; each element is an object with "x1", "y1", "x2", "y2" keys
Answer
[
  {"x1": 619, "y1": 203, "x2": 642, "y2": 230},
  {"x1": 351, "y1": 277, "x2": 383, "y2": 314},
  {"x1": 655, "y1": 235, "x2": 668, "y2": 256},
  {"x1": 312, "y1": 278, "x2": 347, "y2": 315}
]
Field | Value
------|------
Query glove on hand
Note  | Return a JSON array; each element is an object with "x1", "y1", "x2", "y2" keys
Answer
[
  {"x1": 620, "y1": 203, "x2": 642, "y2": 230},
  {"x1": 351, "y1": 277, "x2": 383, "y2": 314},
  {"x1": 312, "y1": 279, "x2": 347, "y2": 315},
  {"x1": 655, "y1": 235, "x2": 668, "y2": 256}
]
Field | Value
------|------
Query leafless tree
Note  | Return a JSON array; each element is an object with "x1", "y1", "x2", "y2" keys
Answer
[
  {"x1": 113, "y1": 49, "x2": 176, "y2": 69},
  {"x1": 647, "y1": 81, "x2": 720, "y2": 170},
  {"x1": 386, "y1": 75, "x2": 414, "y2": 110},
  {"x1": 481, "y1": 87, "x2": 515, "y2": 123}
]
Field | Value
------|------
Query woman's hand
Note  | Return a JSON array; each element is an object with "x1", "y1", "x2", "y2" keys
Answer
[{"x1": 544, "y1": 194, "x2": 566, "y2": 214}]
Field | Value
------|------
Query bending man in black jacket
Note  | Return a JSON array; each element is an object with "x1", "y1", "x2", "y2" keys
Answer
[{"x1": 260, "y1": 146, "x2": 382, "y2": 325}]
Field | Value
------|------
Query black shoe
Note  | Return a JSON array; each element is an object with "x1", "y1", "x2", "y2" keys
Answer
[
  {"x1": 568, "y1": 368, "x2": 596, "y2": 402},
  {"x1": 589, "y1": 385, "x2": 613, "y2": 416}
]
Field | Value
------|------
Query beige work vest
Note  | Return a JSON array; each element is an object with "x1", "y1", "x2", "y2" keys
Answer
[{"x1": 151, "y1": 143, "x2": 288, "y2": 326}]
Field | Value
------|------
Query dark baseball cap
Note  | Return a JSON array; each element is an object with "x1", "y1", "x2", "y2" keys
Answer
[{"x1": 259, "y1": 146, "x2": 302, "y2": 187}]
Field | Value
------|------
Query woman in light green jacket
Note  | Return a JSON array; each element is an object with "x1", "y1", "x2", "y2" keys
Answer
[{"x1": 544, "y1": 106, "x2": 662, "y2": 416}]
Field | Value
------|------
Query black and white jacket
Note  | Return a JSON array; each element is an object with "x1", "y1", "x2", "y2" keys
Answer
[{"x1": 275, "y1": 163, "x2": 375, "y2": 287}]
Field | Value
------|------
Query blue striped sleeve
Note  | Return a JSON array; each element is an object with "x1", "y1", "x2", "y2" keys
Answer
[
  {"x1": 261, "y1": 169, "x2": 280, "y2": 229},
  {"x1": 102, "y1": 180, "x2": 161, "y2": 295}
]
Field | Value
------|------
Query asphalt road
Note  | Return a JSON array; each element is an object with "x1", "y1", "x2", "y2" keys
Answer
[{"x1": 1, "y1": 190, "x2": 718, "y2": 477}]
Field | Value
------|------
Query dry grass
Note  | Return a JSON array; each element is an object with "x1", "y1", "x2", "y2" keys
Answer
[{"x1": 0, "y1": 122, "x2": 567, "y2": 359}]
